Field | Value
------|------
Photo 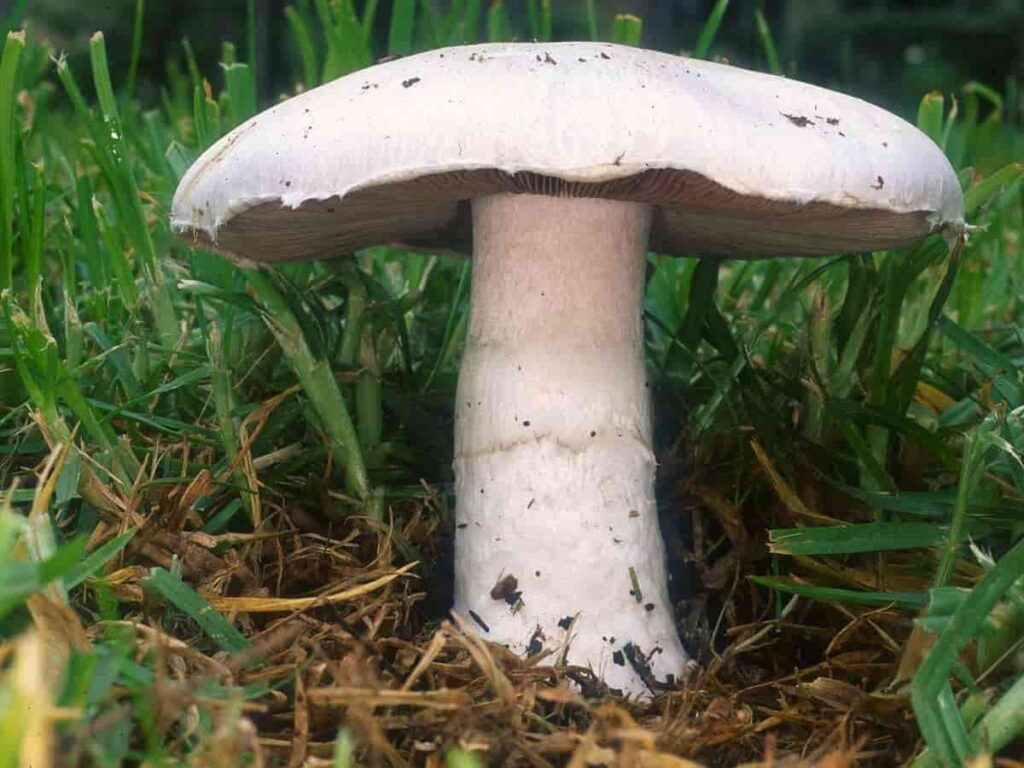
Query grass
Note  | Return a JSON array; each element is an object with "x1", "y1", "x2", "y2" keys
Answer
[{"x1": 1, "y1": 1, "x2": 1023, "y2": 766}]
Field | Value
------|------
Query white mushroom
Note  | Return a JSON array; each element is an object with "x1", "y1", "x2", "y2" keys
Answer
[{"x1": 172, "y1": 41, "x2": 964, "y2": 696}]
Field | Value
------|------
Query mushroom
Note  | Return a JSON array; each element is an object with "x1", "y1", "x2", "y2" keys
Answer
[{"x1": 172, "y1": 41, "x2": 964, "y2": 695}]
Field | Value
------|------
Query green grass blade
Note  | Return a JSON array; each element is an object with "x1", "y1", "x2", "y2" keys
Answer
[
  {"x1": 361, "y1": 0, "x2": 380, "y2": 43},
  {"x1": 461, "y1": 0, "x2": 484, "y2": 43},
  {"x1": 417, "y1": 0, "x2": 441, "y2": 47},
  {"x1": 917, "y1": 91, "x2": 945, "y2": 146},
  {"x1": 65, "y1": 529, "x2": 137, "y2": 590},
  {"x1": 938, "y1": 315, "x2": 1018, "y2": 372},
  {"x1": 674, "y1": 258, "x2": 719, "y2": 372},
  {"x1": 0, "y1": 31, "x2": 25, "y2": 292},
  {"x1": 750, "y1": 576, "x2": 924, "y2": 609},
  {"x1": 331, "y1": 0, "x2": 372, "y2": 73},
  {"x1": 82, "y1": 322, "x2": 144, "y2": 400},
  {"x1": 286, "y1": 5, "x2": 320, "y2": 89},
  {"x1": 246, "y1": 0, "x2": 258, "y2": 91},
  {"x1": 223, "y1": 63, "x2": 257, "y2": 127},
  {"x1": 0, "y1": 0, "x2": 27, "y2": 38},
  {"x1": 963, "y1": 162, "x2": 1023, "y2": 214},
  {"x1": 962, "y1": 80, "x2": 1003, "y2": 113},
  {"x1": 244, "y1": 268, "x2": 370, "y2": 501},
  {"x1": 93, "y1": 198, "x2": 140, "y2": 309},
  {"x1": 610, "y1": 14, "x2": 642, "y2": 47},
  {"x1": 886, "y1": 239, "x2": 963, "y2": 416},
  {"x1": 934, "y1": 415, "x2": 996, "y2": 588},
  {"x1": 23, "y1": 161, "x2": 44, "y2": 318},
  {"x1": 584, "y1": 0, "x2": 599, "y2": 40},
  {"x1": 89, "y1": 32, "x2": 178, "y2": 347},
  {"x1": 146, "y1": 567, "x2": 250, "y2": 654},
  {"x1": 769, "y1": 522, "x2": 952, "y2": 556},
  {"x1": 181, "y1": 36, "x2": 202, "y2": 91},
  {"x1": 125, "y1": 0, "x2": 145, "y2": 98},
  {"x1": 754, "y1": 6, "x2": 780, "y2": 74},
  {"x1": 388, "y1": 0, "x2": 416, "y2": 55},
  {"x1": 693, "y1": 0, "x2": 729, "y2": 58},
  {"x1": 486, "y1": 0, "x2": 510, "y2": 42}
]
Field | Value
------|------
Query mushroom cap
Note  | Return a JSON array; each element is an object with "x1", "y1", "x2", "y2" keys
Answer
[{"x1": 171, "y1": 41, "x2": 964, "y2": 263}]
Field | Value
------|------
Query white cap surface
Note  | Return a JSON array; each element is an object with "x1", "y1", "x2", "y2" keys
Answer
[{"x1": 172, "y1": 41, "x2": 964, "y2": 261}]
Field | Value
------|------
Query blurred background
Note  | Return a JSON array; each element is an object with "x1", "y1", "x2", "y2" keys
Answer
[{"x1": 3, "y1": 0, "x2": 1023, "y2": 120}]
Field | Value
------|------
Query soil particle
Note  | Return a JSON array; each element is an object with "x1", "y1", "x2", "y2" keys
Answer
[
  {"x1": 612, "y1": 650, "x2": 625, "y2": 666},
  {"x1": 527, "y1": 627, "x2": 544, "y2": 655},
  {"x1": 599, "y1": 52, "x2": 611, "y2": 59},
  {"x1": 557, "y1": 615, "x2": 574, "y2": 630},
  {"x1": 644, "y1": 602, "x2": 655, "y2": 612},
  {"x1": 490, "y1": 574, "x2": 521, "y2": 605},
  {"x1": 543, "y1": 52, "x2": 557, "y2": 65},
  {"x1": 871, "y1": 175, "x2": 885, "y2": 190},
  {"x1": 826, "y1": 117, "x2": 840, "y2": 125},
  {"x1": 401, "y1": 77, "x2": 421, "y2": 88}
]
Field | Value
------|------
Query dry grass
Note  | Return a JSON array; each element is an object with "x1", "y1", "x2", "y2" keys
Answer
[{"x1": 12, "y1": 421, "x2": 960, "y2": 768}]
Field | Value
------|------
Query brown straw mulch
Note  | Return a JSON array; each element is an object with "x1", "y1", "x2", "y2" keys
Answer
[{"x1": 20, "y1": 394, "x2": 959, "y2": 767}]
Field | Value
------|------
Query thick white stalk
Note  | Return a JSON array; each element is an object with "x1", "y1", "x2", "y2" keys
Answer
[{"x1": 453, "y1": 193, "x2": 689, "y2": 695}]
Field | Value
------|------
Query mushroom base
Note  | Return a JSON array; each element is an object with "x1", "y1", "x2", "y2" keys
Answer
[{"x1": 452, "y1": 193, "x2": 689, "y2": 696}]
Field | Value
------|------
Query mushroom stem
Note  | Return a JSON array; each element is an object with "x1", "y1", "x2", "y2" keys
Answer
[{"x1": 453, "y1": 193, "x2": 688, "y2": 695}]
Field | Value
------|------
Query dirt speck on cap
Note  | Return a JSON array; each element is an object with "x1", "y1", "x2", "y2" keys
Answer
[
  {"x1": 468, "y1": 610, "x2": 490, "y2": 633},
  {"x1": 781, "y1": 113, "x2": 815, "y2": 128},
  {"x1": 623, "y1": 642, "x2": 674, "y2": 692},
  {"x1": 402, "y1": 77, "x2": 421, "y2": 88}
]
